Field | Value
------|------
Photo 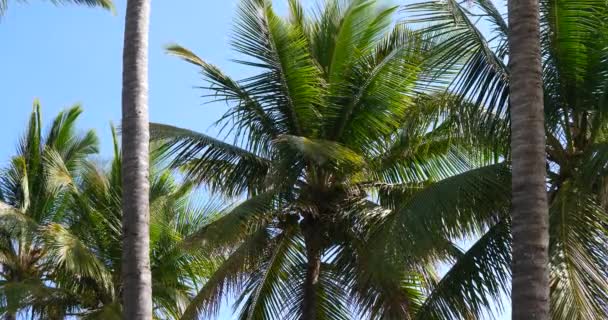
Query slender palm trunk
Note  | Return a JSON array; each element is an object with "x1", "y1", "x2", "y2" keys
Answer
[
  {"x1": 301, "y1": 216, "x2": 321, "y2": 320},
  {"x1": 121, "y1": 0, "x2": 152, "y2": 319},
  {"x1": 508, "y1": 0, "x2": 550, "y2": 319}
]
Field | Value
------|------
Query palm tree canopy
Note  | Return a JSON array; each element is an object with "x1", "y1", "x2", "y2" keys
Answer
[
  {"x1": 153, "y1": 0, "x2": 511, "y2": 319},
  {"x1": 0, "y1": 102, "x2": 100, "y2": 318},
  {"x1": 43, "y1": 128, "x2": 219, "y2": 319},
  {"x1": 0, "y1": 106, "x2": 218, "y2": 319},
  {"x1": 0, "y1": 0, "x2": 114, "y2": 16},
  {"x1": 408, "y1": 0, "x2": 608, "y2": 318}
]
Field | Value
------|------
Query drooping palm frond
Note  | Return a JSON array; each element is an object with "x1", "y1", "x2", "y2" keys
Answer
[
  {"x1": 280, "y1": 262, "x2": 352, "y2": 320},
  {"x1": 182, "y1": 191, "x2": 278, "y2": 252},
  {"x1": 235, "y1": 231, "x2": 306, "y2": 320},
  {"x1": 180, "y1": 229, "x2": 273, "y2": 320},
  {"x1": 48, "y1": 0, "x2": 113, "y2": 10},
  {"x1": 41, "y1": 223, "x2": 114, "y2": 295},
  {"x1": 273, "y1": 135, "x2": 365, "y2": 171},
  {"x1": 540, "y1": 0, "x2": 606, "y2": 111},
  {"x1": 331, "y1": 222, "x2": 426, "y2": 320},
  {"x1": 549, "y1": 182, "x2": 608, "y2": 319},
  {"x1": 416, "y1": 219, "x2": 511, "y2": 320},
  {"x1": 375, "y1": 163, "x2": 510, "y2": 244},
  {"x1": 407, "y1": 0, "x2": 509, "y2": 123},
  {"x1": 151, "y1": 123, "x2": 271, "y2": 196}
]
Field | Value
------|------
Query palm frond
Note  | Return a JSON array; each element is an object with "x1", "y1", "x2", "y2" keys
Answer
[
  {"x1": 541, "y1": 0, "x2": 606, "y2": 114},
  {"x1": 232, "y1": 0, "x2": 324, "y2": 136},
  {"x1": 182, "y1": 192, "x2": 277, "y2": 251},
  {"x1": 273, "y1": 135, "x2": 365, "y2": 170},
  {"x1": 332, "y1": 25, "x2": 428, "y2": 149},
  {"x1": 416, "y1": 219, "x2": 511, "y2": 320},
  {"x1": 41, "y1": 223, "x2": 114, "y2": 295},
  {"x1": 374, "y1": 163, "x2": 510, "y2": 255},
  {"x1": 166, "y1": 44, "x2": 279, "y2": 155},
  {"x1": 151, "y1": 123, "x2": 270, "y2": 196},
  {"x1": 50, "y1": 0, "x2": 113, "y2": 9},
  {"x1": 407, "y1": 0, "x2": 509, "y2": 118},
  {"x1": 236, "y1": 231, "x2": 305, "y2": 320},
  {"x1": 549, "y1": 182, "x2": 608, "y2": 319},
  {"x1": 180, "y1": 229, "x2": 272, "y2": 320},
  {"x1": 0, "y1": 0, "x2": 114, "y2": 16}
]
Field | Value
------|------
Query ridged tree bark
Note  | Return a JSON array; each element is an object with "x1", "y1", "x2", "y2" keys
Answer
[
  {"x1": 121, "y1": 0, "x2": 152, "y2": 319},
  {"x1": 508, "y1": 0, "x2": 550, "y2": 319},
  {"x1": 301, "y1": 216, "x2": 321, "y2": 320}
]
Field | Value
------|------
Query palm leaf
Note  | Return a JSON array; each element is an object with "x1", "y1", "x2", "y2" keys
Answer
[
  {"x1": 549, "y1": 182, "x2": 608, "y2": 319},
  {"x1": 180, "y1": 229, "x2": 272, "y2": 320},
  {"x1": 166, "y1": 44, "x2": 279, "y2": 155},
  {"x1": 151, "y1": 123, "x2": 270, "y2": 196},
  {"x1": 41, "y1": 223, "x2": 114, "y2": 295},
  {"x1": 407, "y1": 0, "x2": 509, "y2": 118},
  {"x1": 232, "y1": 0, "x2": 324, "y2": 136},
  {"x1": 416, "y1": 219, "x2": 511, "y2": 320}
]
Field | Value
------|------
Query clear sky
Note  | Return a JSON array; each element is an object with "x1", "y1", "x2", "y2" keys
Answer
[{"x1": 0, "y1": 0, "x2": 508, "y2": 319}]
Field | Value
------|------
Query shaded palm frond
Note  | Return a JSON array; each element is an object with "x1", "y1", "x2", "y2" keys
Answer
[
  {"x1": 549, "y1": 182, "x2": 608, "y2": 319},
  {"x1": 416, "y1": 219, "x2": 511, "y2": 320},
  {"x1": 151, "y1": 123, "x2": 270, "y2": 196}
]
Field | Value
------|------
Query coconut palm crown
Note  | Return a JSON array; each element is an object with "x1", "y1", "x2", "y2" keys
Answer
[
  {"x1": 0, "y1": 103, "x2": 100, "y2": 319},
  {"x1": 0, "y1": 106, "x2": 217, "y2": 319},
  {"x1": 152, "y1": 0, "x2": 512, "y2": 319}
]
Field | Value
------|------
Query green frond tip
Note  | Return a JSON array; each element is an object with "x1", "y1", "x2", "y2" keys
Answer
[
  {"x1": 0, "y1": 0, "x2": 114, "y2": 18},
  {"x1": 166, "y1": 44, "x2": 206, "y2": 67},
  {"x1": 110, "y1": 122, "x2": 120, "y2": 160},
  {"x1": 51, "y1": 0, "x2": 115, "y2": 12}
]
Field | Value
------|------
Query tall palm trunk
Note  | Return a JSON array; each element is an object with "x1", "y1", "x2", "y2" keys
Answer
[
  {"x1": 301, "y1": 216, "x2": 321, "y2": 320},
  {"x1": 121, "y1": 0, "x2": 152, "y2": 319},
  {"x1": 508, "y1": 0, "x2": 550, "y2": 319}
]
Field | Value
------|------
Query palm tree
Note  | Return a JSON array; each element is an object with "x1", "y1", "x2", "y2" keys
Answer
[
  {"x1": 120, "y1": 0, "x2": 152, "y2": 318},
  {"x1": 408, "y1": 0, "x2": 608, "y2": 318},
  {"x1": 153, "y1": 0, "x2": 513, "y2": 318},
  {"x1": 0, "y1": 112, "x2": 219, "y2": 319},
  {"x1": 0, "y1": 102, "x2": 99, "y2": 319},
  {"x1": 35, "y1": 128, "x2": 219, "y2": 319},
  {"x1": 507, "y1": 0, "x2": 550, "y2": 318},
  {"x1": 0, "y1": 0, "x2": 113, "y2": 16}
]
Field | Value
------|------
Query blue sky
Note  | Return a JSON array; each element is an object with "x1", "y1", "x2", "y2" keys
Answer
[{"x1": 0, "y1": 0, "x2": 509, "y2": 319}]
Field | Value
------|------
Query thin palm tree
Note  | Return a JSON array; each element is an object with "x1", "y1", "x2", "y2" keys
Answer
[
  {"x1": 153, "y1": 0, "x2": 513, "y2": 319},
  {"x1": 0, "y1": 103, "x2": 99, "y2": 319},
  {"x1": 121, "y1": 0, "x2": 152, "y2": 318},
  {"x1": 408, "y1": 0, "x2": 608, "y2": 318},
  {"x1": 35, "y1": 128, "x2": 219, "y2": 319},
  {"x1": 0, "y1": 114, "x2": 219, "y2": 319},
  {"x1": 507, "y1": 0, "x2": 550, "y2": 318}
]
